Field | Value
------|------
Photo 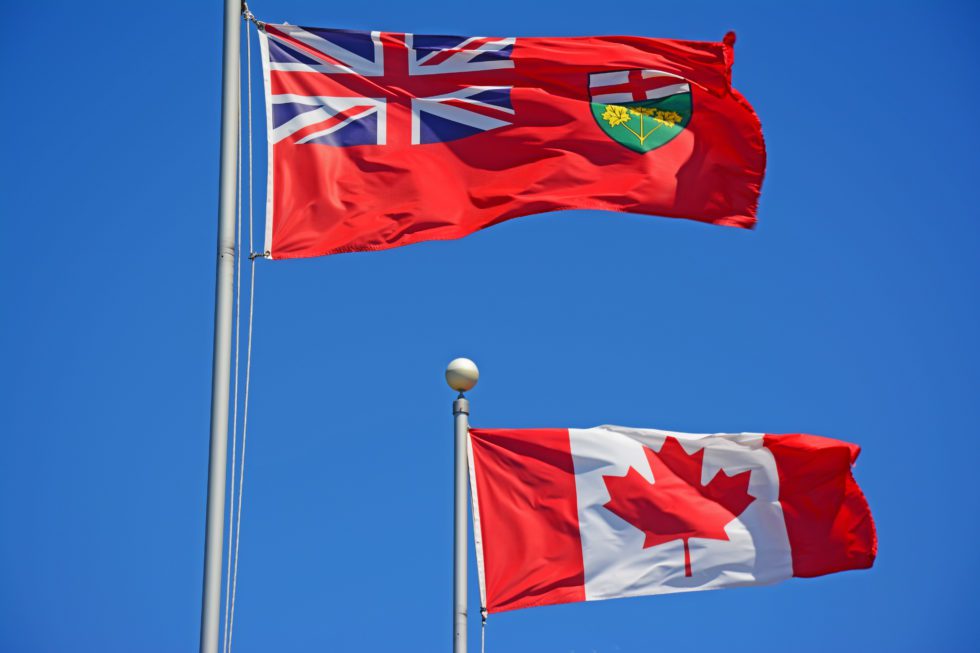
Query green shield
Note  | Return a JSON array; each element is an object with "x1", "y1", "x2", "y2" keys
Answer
[{"x1": 590, "y1": 92, "x2": 692, "y2": 154}]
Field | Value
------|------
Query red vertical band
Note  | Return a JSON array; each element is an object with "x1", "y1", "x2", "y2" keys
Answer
[
  {"x1": 469, "y1": 428, "x2": 586, "y2": 613},
  {"x1": 765, "y1": 434, "x2": 877, "y2": 578}
]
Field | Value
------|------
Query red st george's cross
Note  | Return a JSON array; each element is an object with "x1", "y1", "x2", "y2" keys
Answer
[
  {"x1": 264, "y1": 24, "x2": 519, "y2": 147},
  {"x1": 588, "y1": 68, "x2": 692, "y2": 105}
]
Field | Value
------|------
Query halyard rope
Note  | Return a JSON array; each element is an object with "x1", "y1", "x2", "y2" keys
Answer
[
  {"x1": 225, "y1": 13, "x2": 257, "y2": 653},
  {"x1": 227, "y1": 244, "x2": 256, "y2": 653}
]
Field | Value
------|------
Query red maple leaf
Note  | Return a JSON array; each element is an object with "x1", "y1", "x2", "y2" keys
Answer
[{"x1": 602, "y1": 436, "x2": 755, "y2": 577}]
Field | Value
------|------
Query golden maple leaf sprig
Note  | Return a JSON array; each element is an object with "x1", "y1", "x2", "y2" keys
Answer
[
  {"x1": 602, "y1": 104, "x2": 633, "y2": 127},
  {"x1": 601, "y1": 104, "x2": 684, "y2": 143}
]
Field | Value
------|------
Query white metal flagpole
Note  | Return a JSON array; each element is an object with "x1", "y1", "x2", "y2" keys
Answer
[
  {"x1": 446, "y1": 358, "x2": 480, "y2": 653},
  {"x1": 200, "y1": 1, "x2": 241, "y2": 652}
]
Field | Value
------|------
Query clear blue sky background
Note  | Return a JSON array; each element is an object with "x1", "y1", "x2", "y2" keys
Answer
[{"x1": 2, "y1": 1, "x2": 978, "y2": 651}]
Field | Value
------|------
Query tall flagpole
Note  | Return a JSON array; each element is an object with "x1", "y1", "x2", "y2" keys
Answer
[
  {"x1": 446, "y1": 358, "x2": 480, "y2": 653},
  {"x1": 200, "y1": 1, "x2": 241, "y2": 652}
]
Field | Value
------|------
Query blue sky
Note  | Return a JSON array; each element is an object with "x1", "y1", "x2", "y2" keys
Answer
[{"x1": 2, "y1": 1, "x2": 978, "y2": 651}]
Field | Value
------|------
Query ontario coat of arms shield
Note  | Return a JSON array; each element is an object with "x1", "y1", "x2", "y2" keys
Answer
[{"x1": 589, "y1": 69, "x2": 693, "y2": 153}]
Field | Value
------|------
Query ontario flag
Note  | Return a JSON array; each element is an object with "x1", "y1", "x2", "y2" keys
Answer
[
  {"x1": 258, "y1": 24, "x2": 765, "y2": 259},
  {"x1": 468, "y1": 426, "x2": 876, "y2": 613}
]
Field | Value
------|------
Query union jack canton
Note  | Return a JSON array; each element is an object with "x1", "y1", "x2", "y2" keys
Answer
[{"x1": 262, "y1": 24, "x2": 516, "y2": 146}]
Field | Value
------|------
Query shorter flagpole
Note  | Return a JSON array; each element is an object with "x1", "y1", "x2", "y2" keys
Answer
[{"x1": 446, "y1": 358, "x2": 480, "y2": 653}]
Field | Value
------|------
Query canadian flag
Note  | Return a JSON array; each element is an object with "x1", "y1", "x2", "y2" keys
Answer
[{"x1": 467, "y1": 426, "x2": 876, "y2": 613}]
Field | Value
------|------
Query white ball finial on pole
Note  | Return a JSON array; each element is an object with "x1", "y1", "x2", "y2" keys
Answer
[{"x1": 446, "y1": 357, "x2": 479, "y2": 393}]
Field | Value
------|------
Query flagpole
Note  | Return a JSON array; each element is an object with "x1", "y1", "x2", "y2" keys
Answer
[
  {"x1": 446, "y1": 358, "x2": 480, "y2": 653},
  {"x1": 200, "y1": 1, "x2": 241, "y2": 652}
]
